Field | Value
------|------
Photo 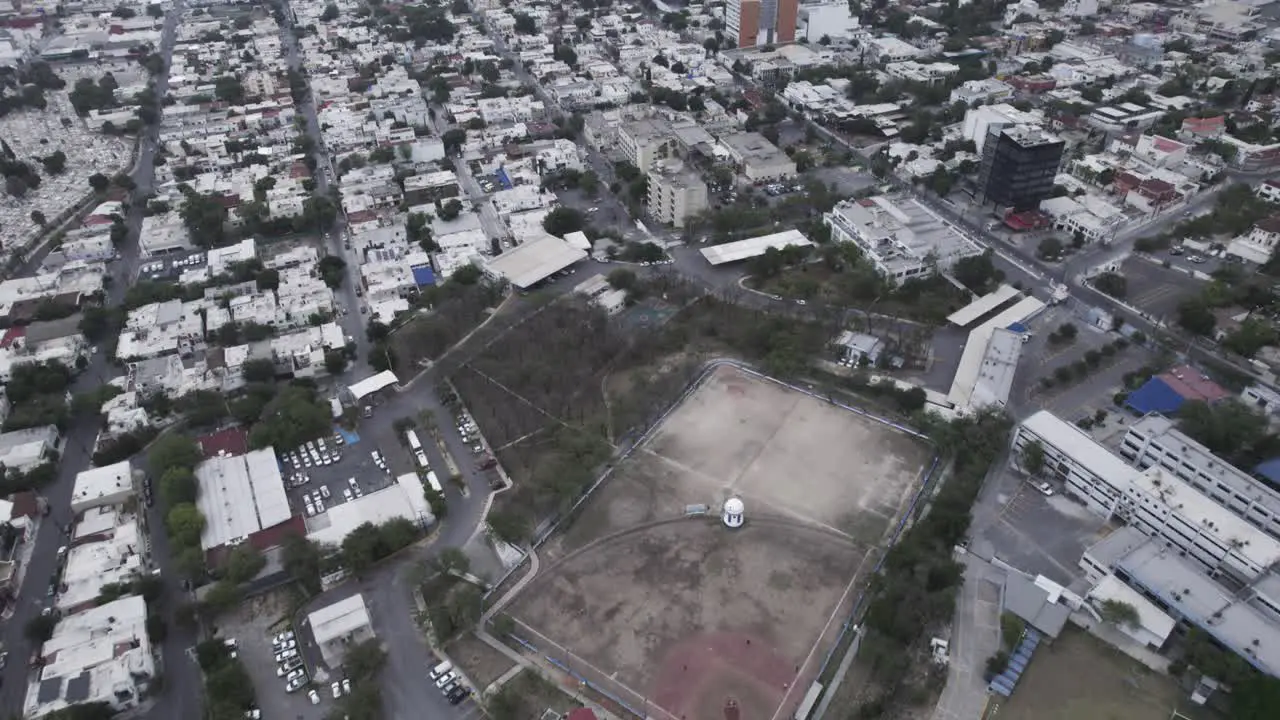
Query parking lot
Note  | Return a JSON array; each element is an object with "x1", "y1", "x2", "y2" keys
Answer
[
  {"x1": 220, "y1": 592, "x2": 332, "y2": 720},
  {"x1": 1118, "y1": 256, "x2": 1207, "y2": 320},
  {"x1": 277, "y1": 430, "x2": 398, "y2": 520},
  {"x1": 973, "y1": 464, "x2": 1115, "y2": 589}
]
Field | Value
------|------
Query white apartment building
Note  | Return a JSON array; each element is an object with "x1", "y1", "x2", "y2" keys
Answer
[
  {"x1": 1018, "y1": 410, "x2": 1280, "y2": 581},
  {"x1": 1120, "y1": 414, "x2": 1280, "y2": 543},
  {"x1": 475, "y1": 96, "x2": 545, "y2": 125},
  {"x1": 25, "y1": 595, "x2": 154, "y2": 718},
  {"x1": 823, "y1": 195, "x2": 983, "y2": 280},
  {"x1": 618, "y1": 118, "x2": 676, "y2": 169},
  {"x1": 1013, "y1": 410, "x2": 1132, "y2": 517},
  {"x1": 885, "y1": 61, "x2": 961, "y2": 86},
  {"x1": 962, "y1": 104, "x2": 1045, "y2": 154},
  {"x1": 60, "y1": 510, "x2": 145, "y2": 614},
  {"x1": 70, "y1": 460, "x2": 135, "y2": 514},
  {"x1": 647, "y1": 159, "x2": 709, "y2": 229}
]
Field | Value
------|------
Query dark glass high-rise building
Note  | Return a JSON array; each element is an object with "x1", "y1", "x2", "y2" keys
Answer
[{"x1": 977, "y1": 125, "x2": 1065, "y2": 212}]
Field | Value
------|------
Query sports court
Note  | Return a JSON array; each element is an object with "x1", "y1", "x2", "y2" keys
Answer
[{"x1": 506, "y1": 365, "x2": 934, "y2": 720}]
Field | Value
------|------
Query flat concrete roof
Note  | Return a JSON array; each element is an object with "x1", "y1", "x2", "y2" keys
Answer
[
  {"x1": 699, "y1": 229, "x2": 814, "y2": 265},
  {"x1": 308, "y1": 594, "x2": 371, "y2": 645},
  {"x1": 484, "y1": 234, "x2": 587, "y2": 288}
]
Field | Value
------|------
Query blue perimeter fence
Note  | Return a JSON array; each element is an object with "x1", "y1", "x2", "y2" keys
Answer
[{"x1": 508, "y1": 633, "x2": 649, "y2": 719}]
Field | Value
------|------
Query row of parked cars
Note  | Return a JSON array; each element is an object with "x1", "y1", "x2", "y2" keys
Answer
[
  {"x1": 429, "y1": 660, "x2": 471, "y2": 705},
  {"x1": 283, "y1": 435, "x2": 344, "y2": 470}
]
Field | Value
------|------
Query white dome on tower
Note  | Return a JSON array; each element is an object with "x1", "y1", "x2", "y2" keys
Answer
[{"x1": 722, "y1": 497, "x2": 745, "y2": 529}]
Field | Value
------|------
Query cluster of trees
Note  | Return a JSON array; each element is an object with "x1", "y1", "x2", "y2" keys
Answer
[
  {"x1": 388, "y1": 277, "x2": 505, "y2": 370},
  {"x1": 334, "y1": 640, "x2": 389, "y2": 720},
  {"x1": 1040, "y1": 338, "x2": 1130, "y2": 390},
  {"x1": 1091, "y1": 271, "x2": 1127, "y2": 300},
  {"x1": 68, "y1": 74, "x2": 120, "y2": 115},
  {"x1": 1177, "y1": 262, "x2": 1280, "y2": 343},
  {"x1": 248, "y1": 384, "x2": 334, "y2": 451},
  {"x1": 1, "y1": 149, "x2": 42, "y2": 198},
  {"x1": 953, "y1": 252, "x2": 1004, "y2": 295},
  {"x1": 341, "y1": 518, "x2": 422, "y2": 576},
  {"x1": 149, "y1": 436, "x2": 208, "y2": 581},
  {"x1": 1173, "y1": 627, "x2": 1280, "y2": 720},
  {"x1": 196, "y1": 637, "x2": 260, "y2": 720},
  {"x1": 4, "y1": 360, "x2": 73, "y2": 431},
  {"x1": 856, "y1": 411, "x2": 1011, "y2": 716},
  {"x1": 0, "y1": 61, "x2": 65, "y2": 115},
  {"x1": 542, "y1": 206, "x2": 585, "y2": 237},
  {"x1": 1046, "y1": 322, "x2": 1078, "y2": 346},
  {"x1": 1178, "y1": 399, "x2": 1280, "y2": 473}
]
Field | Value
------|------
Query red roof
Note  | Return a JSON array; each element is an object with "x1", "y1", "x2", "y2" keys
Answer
[
  {"x1": 567, "y1": 710, "x2": 599, "y2": 720},
  {"x1": 197, "y1": 427, "x2": 249, "y2": 459},
  {"x1": 1256, "y1": 216, "x2": 1280, "y2": 234},
  {"x1": 0, "y1": 326, "x2": 25, "y2": 349},
  {"x1": 1156, "y1": 365, "x2": 1229, "y2": 404},
  {"x1": 1151, "y1": 136, "x2": 1185, "y2": 153},
  {"x1": 83, "y1": 215, "x2": 115, "y2": 226},
  {"x1": 1181, "y1": 115, "x2": 1224, "y2": 133}
]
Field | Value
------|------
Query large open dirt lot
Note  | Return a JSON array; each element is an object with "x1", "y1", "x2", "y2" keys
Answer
[{"x1": 505, "y1": 365, "x2": 933, "y2": 720}]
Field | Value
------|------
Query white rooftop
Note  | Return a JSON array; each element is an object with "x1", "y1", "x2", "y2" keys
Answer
[
  {"x1": 305, "y1": 474, "x2": 431, "y2": 547},
  {"x1": 484, "y1": 234, "x2": 588, "y2": 288},
  {"x1": 308, "y1": 594, "x2": 372, "y2": 646},
  {"x1": 946, "y1": 284, "x2": 1020, "y2": 327},
  {"x1": 699, "y1": 229, "x2": 814, "y2": 265},
  {"x1": 195, "y1": 448, "x2": 291, "y2": 549}
]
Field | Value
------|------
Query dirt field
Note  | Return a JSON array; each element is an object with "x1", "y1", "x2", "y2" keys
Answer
[
  {"x1": 999, "y1": 629, "x2": 1213, "y2": 720},
  {"x1": 447, "y1": 633, "x2": 517, "y2": 693},
  {"x1": 507, "y1": 365, "x2": 933, "y2": 720}
]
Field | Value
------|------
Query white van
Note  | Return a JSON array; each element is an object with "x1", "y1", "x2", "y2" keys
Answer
[{"x1": 429, "y1": 661, "x2": 452, "y2": 680}]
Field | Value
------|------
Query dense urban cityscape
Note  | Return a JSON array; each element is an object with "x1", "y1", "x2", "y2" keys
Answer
[{"x1": 1, "y1": 1, "x2": 1280, "y2": 720}]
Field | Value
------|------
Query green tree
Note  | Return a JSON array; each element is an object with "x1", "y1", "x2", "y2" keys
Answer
[
  {"x1": 89, "y1": 172, "x2": 109, "y2": 192},
  {"x1": 25, "y1": 613, "x2": 57, "y2": 642},
  {"x1": 159, "y1": 466, "x2": 198, "y2": 506},
  {"x1": 324, "y1": 350, "x2": 348, "y2": 375},
  {"x1": 1019, "y1": 440, "x2": 1046, "y2": 476},
  {"x1": 1177, "y1": 298, "x2": 1217, "y2": 336},
  {"x1": 542, "y1": 206, "x2": 585, "y2": 237},
  {"x1": 167, "y1": 503, "x2": 206, "y2": 547},
  {"x1": 223, "y1": 544, "x2": 266, "y2": 583},
  {"x1": 202, "y1": 580, "x2": 242, "y2": 614},
  {"x1": 148, "y1": 435, "x2": 202, "y2": 478},
  {"x1": 241, "y1": 358, "x2": 276, "y2": 383},
  {"x1": 282, "y1": 533, "x2": 323, "y2": 593},
  {"x1": 487, "y1": 510, "x2": 528, "y2": 545},
  {"x1": 344, "y1": 639, "x2": 388, "y2": 681},
  {"x1": 1178, "y1": 399, "x2": 1268, "y2": 460},
  {"x1": 435, "y1": 547, "x2": 470, "y2": 574},
  {"x1": 1097, "y1": 599, "x2": 1139, "y2": 627},
  {"x1": 1092, "y1": 272, "x2": 1127, "y2": 299},
  {"x1": 318, "y1": 255, "x2": 347, "y2": 288}
]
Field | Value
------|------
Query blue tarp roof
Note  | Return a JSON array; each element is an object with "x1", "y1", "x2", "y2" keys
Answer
[
  {"x1": 1255, "y1": 458, "x2": 1280, "y2": 484},
  {"x1": 412, "y1": 266, "x2": 436, "y2": 286},
  {"x1": 496, "y1": 168, "x2": 513, "y2": 190},
  {"x1": 1125, "y1": 377, "x2": 1186, "y2": 415},
  {"x1": 1008, "y1": 322, "x2": 1028, "y2": 333}
]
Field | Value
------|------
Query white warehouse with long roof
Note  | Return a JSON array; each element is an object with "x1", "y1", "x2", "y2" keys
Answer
[{"x1": 195, "y1": 447, "x2": 292, "y2": 550}]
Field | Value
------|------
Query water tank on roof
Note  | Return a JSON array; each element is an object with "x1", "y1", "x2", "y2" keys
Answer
[{"x1": 722, "y1": 497, "x2": 745, "y2": 529}]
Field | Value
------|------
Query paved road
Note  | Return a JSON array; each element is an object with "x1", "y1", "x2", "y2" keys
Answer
[
  {"x1": 291, "y1": 375, "x2": 496, "y2": 720},
  {"x1": 278, "y1": 9, "x2": 370, "y2": 369},
  {"x1": 0, "y1": 5, "x2": 202, "y2": 719}
]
